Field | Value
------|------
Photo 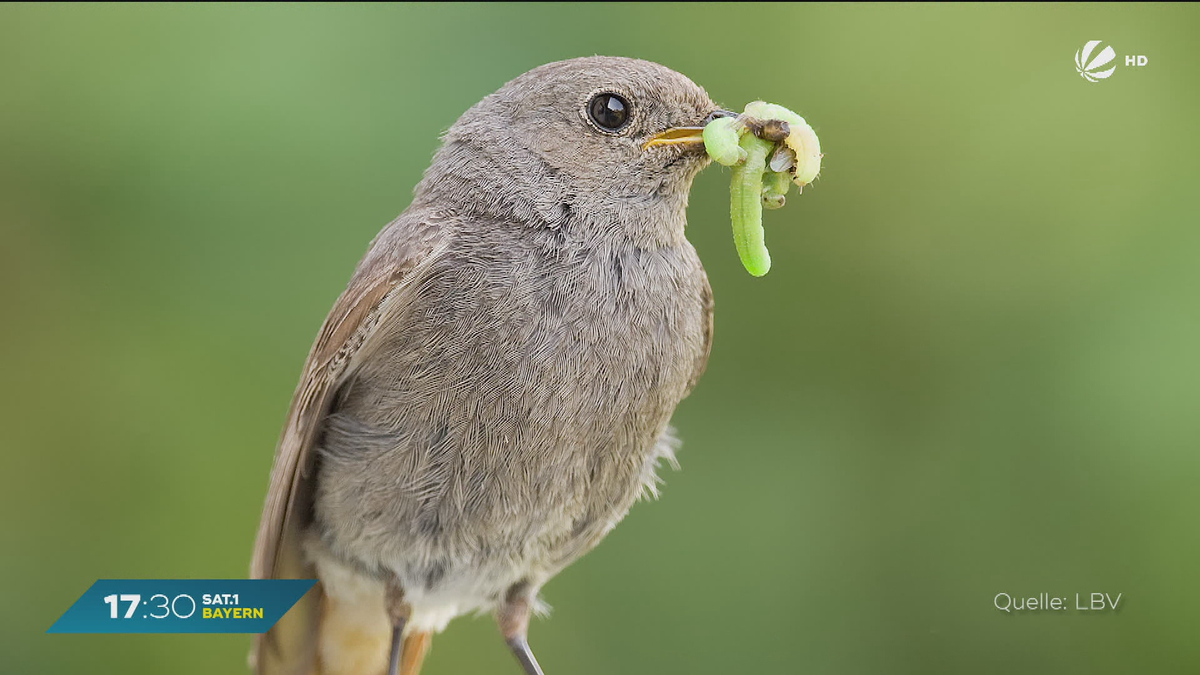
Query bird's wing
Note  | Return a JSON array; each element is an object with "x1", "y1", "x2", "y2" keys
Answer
[{"x1": 249, "y1": 214, "x2": 445, "y2": 674}]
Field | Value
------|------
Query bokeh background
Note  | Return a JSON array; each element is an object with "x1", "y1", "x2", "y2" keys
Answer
[{"x1": 2, "y1": 3, "x2": 1198, "y2": 674}]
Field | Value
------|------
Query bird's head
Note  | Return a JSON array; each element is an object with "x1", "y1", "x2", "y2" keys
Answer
[{"x1": 414, "y1": 56, "x2": 732, "y2": 247}]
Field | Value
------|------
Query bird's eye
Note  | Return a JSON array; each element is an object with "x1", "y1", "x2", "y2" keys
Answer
[{"x1": 587, "y1": 92, "x2": 630, "y2": 131}]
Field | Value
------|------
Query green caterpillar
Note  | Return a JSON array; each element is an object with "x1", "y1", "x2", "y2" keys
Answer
[{"x1": 703, "y1": 102, "x2": 822, "y2": 277}]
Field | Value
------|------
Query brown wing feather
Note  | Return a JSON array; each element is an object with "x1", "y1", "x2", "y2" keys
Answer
[
  {"x1": 251, "y1": 265, "x2": 409, "y2": 581},
  {"x1": 249, "y1": 214, "x2": 445, "y2": 674}
]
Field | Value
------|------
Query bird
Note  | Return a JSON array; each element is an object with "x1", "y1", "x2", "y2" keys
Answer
[{"x1": 250, "y1": 55, "x2": 733, "y2": 675}]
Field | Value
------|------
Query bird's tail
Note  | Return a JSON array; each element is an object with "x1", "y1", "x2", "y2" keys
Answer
[
  {"x1": 250, "y1": 537, "x2": 433, "y2": 675},
  {"x1": 248, "y1": 549, "x2": 323, "y2": 675},
  {"x1": 310, "y1": 591, "x2": 432, "y2": 675},
  {"x1": 252, "y1": 581, "x2": 433, "y2": 675},
  {"x1": 398, "y1": 632, "x2": 433, "y2": 675}
]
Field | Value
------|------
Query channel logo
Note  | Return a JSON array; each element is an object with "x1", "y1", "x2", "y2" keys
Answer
[{"x1": 1075, "y1": 40, "x2": 1116, "y2": 82}]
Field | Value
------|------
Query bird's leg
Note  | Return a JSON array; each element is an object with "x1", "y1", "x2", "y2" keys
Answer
[
  {"x1": 496, "y1": 581, "x2": 545, "y2": 675},
  {"x1": 385, "y1": 582, "x2": 412, "y2": 675}
]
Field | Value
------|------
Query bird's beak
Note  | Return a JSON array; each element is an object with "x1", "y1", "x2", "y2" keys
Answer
[
  {"x1": 642, "y1": 109, "x2": 738, "y2": 151},
  {"x1": 642, "y1": 126, "x2": 706, "y2": 150}
]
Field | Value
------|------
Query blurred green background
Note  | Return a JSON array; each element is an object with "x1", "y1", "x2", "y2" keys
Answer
[{"x1": 2, "y1": 3, "x2": 1198, "y2": 674}]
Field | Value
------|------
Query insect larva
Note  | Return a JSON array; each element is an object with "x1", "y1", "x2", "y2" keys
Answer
[
  {"x1": 729, "y1": 133, "x2": 774, "y2": 277},
  {"x1": 702, "y1": 117, "x2": 746, "y2": 167},
  {"x1": 743, "y1": 101, "x2": 822, "y2": 186},
  {"x1": 704, "y1": 101, "x2": 822, "y2": 277}
]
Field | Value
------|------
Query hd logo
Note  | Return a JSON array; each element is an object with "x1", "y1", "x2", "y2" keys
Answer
[{"x1": 1075, "y1": 40, "x2": 1149, "y2": 83}]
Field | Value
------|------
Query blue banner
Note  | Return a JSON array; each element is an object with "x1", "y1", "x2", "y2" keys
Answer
[{"x1": 47, "y1": 579, "x2": 316, "y2": 634}]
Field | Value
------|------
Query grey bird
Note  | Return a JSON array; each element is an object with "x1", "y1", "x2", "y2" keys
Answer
[{"x1": 251, "y1": 56, "x2": 732, "y2": 675}]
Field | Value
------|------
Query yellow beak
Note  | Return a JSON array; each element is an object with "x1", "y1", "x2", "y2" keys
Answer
[{"x1": 642, "y1": 126, "x2": 706, "y2": 150}]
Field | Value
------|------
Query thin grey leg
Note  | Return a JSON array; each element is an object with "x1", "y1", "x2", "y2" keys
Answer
[
  {"x1": 497, "y1": 581, "x2": 545, "y2": 675},
  {"x1": 385, "y1": 582, "x2": 411, "y2": 675},
  {"x1": 386, "y1": 618, "x2": 407, "y2": 675},
  {"x1": 506, "y1": 635, "x2": 546, "y2": 675}
]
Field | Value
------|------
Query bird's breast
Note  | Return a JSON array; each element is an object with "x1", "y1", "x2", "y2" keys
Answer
[{"x1": 313, "y1": 223, "x2": 709, "y2": 582}]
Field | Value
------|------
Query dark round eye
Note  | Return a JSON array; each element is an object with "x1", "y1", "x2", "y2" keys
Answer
[{"x1": 588, "y1": 92, "x2": 630, "y2": 131}]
